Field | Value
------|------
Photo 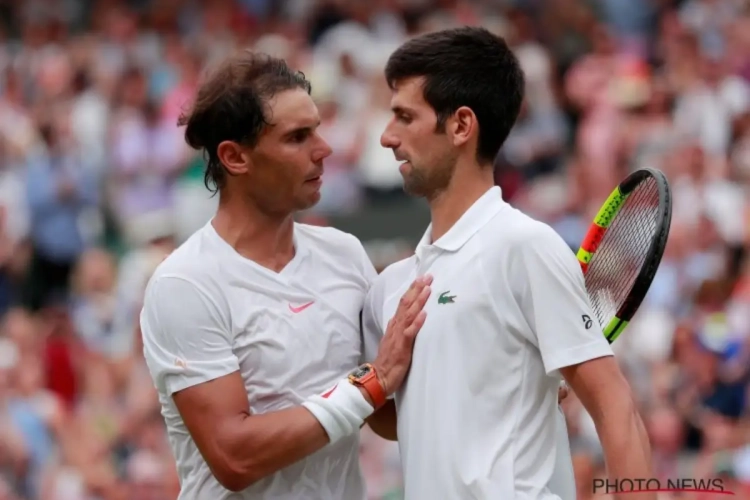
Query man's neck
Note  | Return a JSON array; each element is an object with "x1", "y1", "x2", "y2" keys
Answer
[
  {"x1": 212, "y1": 191, "x2": 296, "y2": 272},
  {"x1": 428, "y1": 163, "x2": 495, "y2": 243}
]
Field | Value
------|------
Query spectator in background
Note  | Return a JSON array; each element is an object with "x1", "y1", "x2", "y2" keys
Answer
[
  {"x1": 500, "y1": 97, "x2": 568, "y2": 180},
  {"x1": 107, "y1": 233, "x2": 174, "y2": 385},
  {"x1": 358, "y1": 74, "x2": 407, "y2": 201},
  {"x1": 68, "y1": 69, "x2": 110, "y2": 174},
  {"x1": 309, "y1": 89, "x2": 364, "y2": 215},
  {"x1": 565, "y1": 23, "x2": 627, "y2": 198},
  {"x1": 69, "y1": 249, "x2": 118, "y2": 362},
  {"x1": 108, "y1": 68, "x2": 187, "y2": 249},
  {"x1": 23, "y1": 114, "x2": 98, "y2": 311},
  {"x1": 673, "y1": 52, "x2": 750, "y2": 157},
  {"x1": 0, "y1": 337, "x2": 26, "y2": 497},
  {"x1": 0, "y1": 133, "x2": 31, "y2": 255},
  {"x1": 0, "y1": 209, "x2": 15, "y2": 316},
  {"x1": 678, "y1": 0, "x2": 741, "y2": 57}
]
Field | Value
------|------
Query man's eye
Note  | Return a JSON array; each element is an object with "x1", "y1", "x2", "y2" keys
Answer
[
  {"x1": 290, "y1": 131, "x2": 309, "y2": 143},
  {"x1": 397, "y1": 114, "x2": 411, "y2": 124}
]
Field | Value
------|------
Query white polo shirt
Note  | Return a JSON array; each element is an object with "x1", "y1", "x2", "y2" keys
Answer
[
  {"x1": 362, "y1": 186, "x2": 613, "y2": 500},
  {"x1": 141, "y1": 221, "x2": 376, "y2": 500}
]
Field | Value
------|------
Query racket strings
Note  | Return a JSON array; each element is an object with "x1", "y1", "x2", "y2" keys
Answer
[{"x1": 585, "y1": 177, "x2": 660, "y2": 327}]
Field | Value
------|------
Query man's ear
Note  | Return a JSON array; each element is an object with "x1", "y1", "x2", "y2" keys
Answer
[
  {"x1": 217, "y1": 141, "x2": 250, "y2": 175},
  {"x1": 448, "y1": 106, "x2": 477, "y2": 148}
]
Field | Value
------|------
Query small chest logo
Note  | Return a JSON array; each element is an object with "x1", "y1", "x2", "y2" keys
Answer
[
  {"x1": 438, "y1": 291, "x2": 456, "y2": 304},
  {"x1": 289, "y1": 301, "x2": 315, "y2": 314},
  {"x1": 582, "y1": 314, "x2": 593, "y2": 329}
]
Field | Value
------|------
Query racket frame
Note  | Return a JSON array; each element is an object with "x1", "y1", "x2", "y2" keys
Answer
[{"x1": 576, "y1": 168, "x2": 672, "y2": 343}]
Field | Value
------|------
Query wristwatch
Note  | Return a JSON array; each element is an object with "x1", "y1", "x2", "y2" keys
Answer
[{"x1": 348, "y1": 363, "x2": 387, "y2": 410}]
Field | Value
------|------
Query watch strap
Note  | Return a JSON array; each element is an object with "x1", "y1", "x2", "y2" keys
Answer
[{"x1": 350, "y1": 364, "x2": 387, "y2": 409}]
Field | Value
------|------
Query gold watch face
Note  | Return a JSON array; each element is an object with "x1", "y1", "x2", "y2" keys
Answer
[{"x1": 350, "y1": 364, "x2": 372, "y2": 380}]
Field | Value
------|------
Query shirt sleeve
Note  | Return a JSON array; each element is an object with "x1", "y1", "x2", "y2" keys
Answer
[
  {"x1": 511, "y1": 225, "x2": 614, "y2": 376},
  {"x1": 356, "y1": 240, "x2": 379, "y2": 288},
  {"x1": 140, "y1": 275, "x2": 239, "y2": 396},
  {"x1": 352, "y1": 238, "x2": 382, "y2": 364},
  {"x1": 360, "y1": 275, "x2": 386, "y2": 364}
]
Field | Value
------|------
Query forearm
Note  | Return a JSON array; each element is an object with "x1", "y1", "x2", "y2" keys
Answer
[
  {"x1": 596, "y1": 403, "x2": 655, "y2": 500},
  {"x1": 214, "y1": 384, "x2": 376, "y2": 491},
  {"x1": 366, "y1": 399, "x2": 398, "y2": 440},
  {"x1": 215, "y1": 406, "x2": 329, "y2": 491}
]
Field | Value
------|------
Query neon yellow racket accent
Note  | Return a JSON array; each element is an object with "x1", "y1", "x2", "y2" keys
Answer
[
  {"x1": 582, "y1": 188, "x2": 632, "y2": 344},
  {"x1": 593, "y1": 187, "x2": 628, "y2": 228},
  {"x1": 576, "y1": 247, "x2": 593, "y2": 265},
  {"x1": 603, "y1": 318, "x2": 629, "y2": 343}
]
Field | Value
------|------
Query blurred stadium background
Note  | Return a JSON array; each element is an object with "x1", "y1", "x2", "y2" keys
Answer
[{"x1": 0, "y1": 0, "x2": 749, "y2": 498}]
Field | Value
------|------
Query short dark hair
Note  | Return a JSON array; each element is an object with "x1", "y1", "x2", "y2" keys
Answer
[
  {"x1": 178, "y1": 51, "x2": 312, "y2": 194},
  {"x1": 385, "y1": 26, "x2": 525, "y2": 164}
]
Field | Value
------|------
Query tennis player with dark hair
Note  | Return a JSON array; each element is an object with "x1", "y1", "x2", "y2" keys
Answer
[
  {"x1": 140, "y1": 51, "x2": 429, "y2": 499},
  {"x1": 362, "y1": 27, "x2": 655, "y2": 499}
]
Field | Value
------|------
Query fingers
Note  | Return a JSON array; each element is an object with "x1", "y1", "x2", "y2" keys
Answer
[
  {"x1": 375, "y1": 277, "x2": 432, "y2": 395},
  {"x1": 404, "y1": 275, "x2": 433, "y2": 302},
  {"x1": 397, "y1": 280, "x2": 420, "y2": 309},
  {"x1": 402, "y1": 311, "x2": 427, "y2": 340},
  {"x1": 396, "y1": 274, "x2": 432, "y2": 317},
  {"x1": 384, "y1": 275, "x2": 432, "y2": 342},
  {"x1": 404, "y1": 286, "x2": 431, "y2": 325}
]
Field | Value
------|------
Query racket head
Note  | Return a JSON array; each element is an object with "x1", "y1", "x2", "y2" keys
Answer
[{"x1": 576, "y1": 168, "x2": 672, "y2": 343}]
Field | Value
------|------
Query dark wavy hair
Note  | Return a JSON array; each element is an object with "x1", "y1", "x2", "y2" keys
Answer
[
  {"x1": 178, "y1": 51, "x2": 312, "y2": 194},
  {"x1": 385, "y1": 27, "x2": 525, "y2": 165}
]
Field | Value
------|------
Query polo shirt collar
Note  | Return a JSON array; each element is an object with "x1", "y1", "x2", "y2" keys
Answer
[{"x1": 415, "y1": 186, "x2": 506, "y2": 258}]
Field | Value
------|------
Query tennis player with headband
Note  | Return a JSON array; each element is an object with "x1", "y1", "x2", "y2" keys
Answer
[
  {"x1": 361, "y1": 27, "x2": 655, "y2": 500},
  {"x1": 139, "y1": 51, "x2": 434, "y2": 500}
]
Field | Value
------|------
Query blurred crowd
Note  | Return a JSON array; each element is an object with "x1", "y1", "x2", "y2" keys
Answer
[{"x1": 0, "y1": 0, "x2": 750, "y2": 499}]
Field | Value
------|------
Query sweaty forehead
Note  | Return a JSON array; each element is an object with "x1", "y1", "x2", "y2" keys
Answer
[{"x1": 266, "y1": 89, "x2": 320, "y2": 132}]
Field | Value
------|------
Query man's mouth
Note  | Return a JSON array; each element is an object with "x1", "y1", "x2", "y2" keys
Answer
[
  {"x1": 395, "y1": 155, "x2": 410, "y2": 166},
  {"x1": 305, "y1": 171, "x2": 323, "y2": 182}
]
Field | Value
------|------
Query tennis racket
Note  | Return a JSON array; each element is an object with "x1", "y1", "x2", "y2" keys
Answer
[{"x1": 576, "y1": 168, "x2": 672, "y2": 344}]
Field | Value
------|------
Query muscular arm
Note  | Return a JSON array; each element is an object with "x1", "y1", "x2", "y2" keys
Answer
[
  {"x1": 141, "y1": 276, "x2": 352, "y2": 492},
  {"x1": 143, "y1": 271, "x2": 427, "y2": 491},
  {"x1": 562, "y1": 357, "x2": 654, "y2": 500},
  {"x1": 173, "y1": 372, "x2": 332, "y2": 491}
]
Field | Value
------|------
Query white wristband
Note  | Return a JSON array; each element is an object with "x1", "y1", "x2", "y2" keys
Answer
[{"x1": 302, "y1": 380, "x2": 375, "y2": 444}]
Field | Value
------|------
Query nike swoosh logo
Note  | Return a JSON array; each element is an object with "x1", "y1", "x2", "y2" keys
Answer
[
  {"x1": 322, "y1": 384, "x2": 338, "y2": 398},
  {"x1": 289, "y1": 301, "x2": 315, "y2": 313}
]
